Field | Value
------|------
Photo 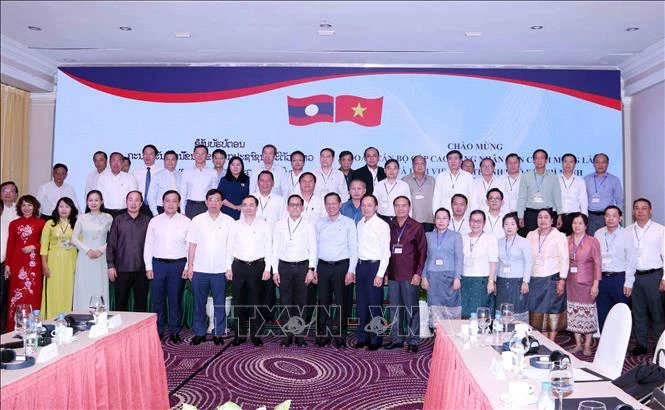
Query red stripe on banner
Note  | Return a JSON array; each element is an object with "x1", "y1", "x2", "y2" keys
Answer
[
  {"x1": 288, "y1": 115, "x2": 334, "y2": 126},
  {"x1": 64, "y1": 71, "x2": 620, "y2": 110}
]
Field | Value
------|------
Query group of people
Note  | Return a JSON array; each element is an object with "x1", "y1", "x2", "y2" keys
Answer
[{"x1": 1, "y1": 142, "x2": 663, "y2": 356}]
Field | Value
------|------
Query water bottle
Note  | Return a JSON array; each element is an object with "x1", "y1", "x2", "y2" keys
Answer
[
  {"x1": 469, "y1": 313, "x2": 479, "y2": 342},
  {"x1": 32, "y1": 309, "x2": 42, "y2": 333},
  {"x1": 54, "y1": 313, "x2": 67, "y2": 346},
  {"x1": 493, "y1": 311, "x2": 503, "y2": 344},
  {"x1": 537, "y1": 381, "x2": 555, "y2": 410}
]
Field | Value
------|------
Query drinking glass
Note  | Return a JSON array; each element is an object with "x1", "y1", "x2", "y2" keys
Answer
[
  {"x1": 476, "y1": 307, "x2": 491, "y2": 346},
  {"x1": 14, "y1": 306, "x2": 34, "y2": 356},
  {"x1": 89, "y1": 296, "x2": 106, "y2": 324},
  {"x1": 500, "y1": 303, "x2": 514, "y2": 340},
  {"x1": 578, "y1": 400, "x2": 606, "y2": 410},
  {"x1": 549, "y1": 361, "x2": 575, "y2": 410}
]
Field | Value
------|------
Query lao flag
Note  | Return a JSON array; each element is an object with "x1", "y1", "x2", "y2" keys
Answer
[
  {"x1": 335, "y1": 95, "x2": 383, "y2": 127},
  {"x1": 287, "y1": 95, "x2": 334, "y2": 126}
]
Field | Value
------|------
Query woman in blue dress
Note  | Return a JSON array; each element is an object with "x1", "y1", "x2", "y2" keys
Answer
[
  {"x1": 496, "y1": 213, "x2": 532, "y2": 322},
  {"x1": 421, "y1": 207, "x2": 464, "y2": 323},
  {"x1": 218, "y1": 156, "x2": 249, "y2": 220}
]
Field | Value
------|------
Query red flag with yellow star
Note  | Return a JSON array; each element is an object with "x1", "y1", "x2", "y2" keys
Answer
[{"x1": 334, "y1": 95, "x2": 383, "y2": 127}]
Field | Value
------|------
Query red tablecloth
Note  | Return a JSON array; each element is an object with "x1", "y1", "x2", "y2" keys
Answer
[
  {"x1": 1, "y1": 313, "x2": 169, "y2": 409},
  {"x1": 423, "y1": 322, "x2": 493, "y2": 410}
]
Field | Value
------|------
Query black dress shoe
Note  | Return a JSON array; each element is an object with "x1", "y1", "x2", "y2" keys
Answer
[
  {"x1": 251, "y1": 337, "x2": 264, "y2": 347},
  {"x1": 295, "y1": 338, "x2": 308, "y2": 347},
  {"x1": 280, "y1": 337, "x2": 293, "y2": 347},
  {"x1": 316, "y1": 337, "x2": 331, "y2": 347},
  {"x1": 354, "y1": 341, "x2": 368, "y2": 349},
  {"x1": 213, "y1": 336, "x2": 225, "y2": 346},
  {"x1": 407, "y1": 345, "x2": 419, "y2": 353},
  {"x1": 231, "y1": 337, "x2": 246, "y2": 346},
  {"x1": 631, "y1": 344, "x2": 647, "y2": 356},
  {"x1": 191, "y1": 335, "x2": 205, "y2": 345},
  {"x1": 170, "y1": 333, "x2": 182, "y2": 344},
  {"x1": 367, "y1": 343, "x2": 380, "y2": 351},
  {"x1": 334, "y1": 337, "x2": 346, "y2": 348},
  {"x1": 384, "y1": 342, "x2": 403, "y2": 350}
]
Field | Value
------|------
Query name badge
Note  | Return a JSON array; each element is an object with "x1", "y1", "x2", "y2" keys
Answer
[
  {"x1": 59, "y1": 240, "x2": 72, "y2": 249},
  {"x1": 415, "y1": 194, "x2": 425, "y2": 200},
  {"x1": 392, "y1": 244, "x2": 403, "y2": 255},
  {"x1": 570, "y1": 266, "x2": 578, "y2": 273},
  {"x1": 435, "y1": 258, "x2": 444, "y2": 266},
  {"x1": 533, "y1": 193, "x2": 544, "y2": 203},
  {"x1": 591, "y1": 194, "x2": 601, "y2": 204},
  {"x1": 602, "y1": 257, "x2": 612, "y2": 265}
]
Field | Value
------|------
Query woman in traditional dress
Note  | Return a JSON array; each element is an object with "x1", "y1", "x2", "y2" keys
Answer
[
  {"x1": 566, "y1": 212, "x2": 601, "y2": 355},
  {"x1": 526, "y1": 209, "x2": 569, "y2": 341},
  {"x1": 40, "y1": 197, "x2": 78, "y2": 318},
  {"x1": 421, "y1": 207, "x2": 464, "y2": 323},
  {"x1": 496, "y1": 212, "x2": 532, "y2": 322},
  {"x1": 71, "y1": 190, "x2": 113, "y2": 310},
  {"x1": 461, "y1": 209, "x2": 498, "y2": 318},
  {"x1": 4, "y1": 195, "x2": 46, "y2": 331}
]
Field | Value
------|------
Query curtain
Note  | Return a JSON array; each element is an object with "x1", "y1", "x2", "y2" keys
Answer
[{"x1": 0, "y1": 83, "x2": 30, "y2": 192}]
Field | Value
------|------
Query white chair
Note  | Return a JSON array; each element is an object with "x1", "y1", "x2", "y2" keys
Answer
[
  {"x1": 592, "y1": 303, "x2": 632, "y2": 379},
  {"x1": 653, "y1": 330, "x2": 665, "y2": 368}
]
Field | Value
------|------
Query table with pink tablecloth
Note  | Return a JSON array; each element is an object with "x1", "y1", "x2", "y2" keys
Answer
[{"x1": 1, "y1": 312, "x2": 169, "y2": 409}]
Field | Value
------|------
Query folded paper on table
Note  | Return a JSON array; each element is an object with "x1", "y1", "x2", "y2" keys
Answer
[
  {"x1": 88, "y1": 324, "x2": 109, "y2": 338},
  {"x1": 36, "y1": 343, "x2": 58, "y2": 363},
  {"x1": 108, "y1": 314, "x2": 122, "y2": 329}
]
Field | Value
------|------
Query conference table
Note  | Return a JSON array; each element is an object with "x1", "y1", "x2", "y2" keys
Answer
[
  {"x1": 1, "y1": 312, "x2": 169, "y2": 409},
  {"x1": 423, "y1": 320, "x2": 643, "y2": 409}
]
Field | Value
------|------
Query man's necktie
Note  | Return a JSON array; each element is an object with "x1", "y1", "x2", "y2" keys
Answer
[{"x1": 145, "y1": 167, "x2": 151, "y2": 204}]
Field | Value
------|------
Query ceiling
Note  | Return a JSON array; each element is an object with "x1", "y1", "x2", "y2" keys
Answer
[{"x1": 1, "y1": 1, "x2": 664, "y2": 91}]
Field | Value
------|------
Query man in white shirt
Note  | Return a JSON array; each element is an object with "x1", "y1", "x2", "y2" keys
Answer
[
  {"x1": 133, "y1": 144, "x2": 163, "y2": 217},
  {"x1": 0, "y1": 181, "x2": 18, "y2": 225},
  {"x1": 470, "y1": 158, "x2": 503, "y2": 212},
  {"x1": 0, "y1": 202, "x2": 10, "y2": 330},
  {"x1": 186, "y1": 188, "x2": 235, "y2": 346},
  {"x1": 212, "y1": 149, "x2": 227, "y2": 187},
  {"x1": 462, "y1": 159, "x2": 475, "y2": 175},
  {"x1": 313, "y1": 148, "x2": 349, "y2": 202},
  {"x1": 315, "y1": 192, "x2": 358, "y2": 348},
  {"x1": 85, "y1": 151, "x2": 108, "y2": 197},
  {"x1": 374, "y1": 159, "x2": 411, "y2": 223},
  {"x1": 37, "y1": 163, "x2": 80, "y2": 220},
  {"x1": 226, "y1": 195, "x2": 272, "y2": 347},
  {"x1": 432, "y1": 150, "x2": 474, "y2": 216},
  {"x1": 355, "y1": 194, "x2": 391, "y2": 350},
  {"x1": 627, "y1": 198, "x2": 665, "y2": 356},
  {"x1": 450, "y1": 194, "x2": 471, "y2": 235},
  {"x1": 148, "y1": 150, "x2": 183, "y2": 216},
  {"x1": 293, "y1": 172, "x2": 325, "y2": 224},
  {"x1": 181, "y1": 144, "x2": 217, "y2": 220},
  {"x1": 143, "y1": 190, "x2": 190, "y2": 343},
  {"x1": 281, "y1": 150, "x2": 306, "y2": 197},
  {"x1": 498, "y1": 153, "x2": 523, "y2": 213},
  {"x1": 556, "y1": 153, "x2": 588, "y2": 235},
  {"x1": 484, "y1": 188, "x2": 506, "y2": 239},
  {"x1": 272, "y1": 194, "x2": 317, "y2": 347},
  {"x1": 97, "y1": 152, "x2": 139, "y2": 218},
  {"x1": 249, "y1": 144, "x2": 287, "y2": 196},
  {"x1": 593, "y1": 205, "x2": 636, "y2": 332}
]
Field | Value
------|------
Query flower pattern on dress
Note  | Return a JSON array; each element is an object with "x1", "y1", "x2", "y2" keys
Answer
[{"x1": 18, "y1": 224, "x2": 33, "y2": 242}]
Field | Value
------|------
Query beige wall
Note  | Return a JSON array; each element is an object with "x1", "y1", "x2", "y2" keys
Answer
[
  {"x1": 629, "y1": 80, "x2": 665, "y2": 224},
  {"x1": 27, "y1": 92, "x2": 55, "y2": 196}
]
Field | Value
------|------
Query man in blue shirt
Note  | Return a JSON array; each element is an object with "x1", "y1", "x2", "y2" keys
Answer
[
  {"x1": 584, "y1": 153, "x2": 624, "y2": 235},
  {"x1": 341, "y1": 179, "x2": 365, "y2": 224},
  {"x1": 315, "y1": 193, "x2": 358, "y2": 348}
]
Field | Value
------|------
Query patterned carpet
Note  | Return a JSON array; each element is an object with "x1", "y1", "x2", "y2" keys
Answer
[
  {"x1": 165, "y1": 330, "x2": 434, "y2": 410},
  {"x1": 163, "y1": 328, "x2": 660, "y2": 410}
]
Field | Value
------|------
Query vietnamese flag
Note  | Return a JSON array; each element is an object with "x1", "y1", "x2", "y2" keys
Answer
[
  {"x1": 335, "y1": 95, "x2": 383, "y2": 127},
  {"x1": 288, "y1": 95, "x2": 334, "y2": 126}
]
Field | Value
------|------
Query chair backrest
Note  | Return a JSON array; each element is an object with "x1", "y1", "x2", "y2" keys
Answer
[
  {"x1": 654, "y1": 331, "x2": 665, "y2": 368},
  {"x1": 593, "y1": 303, "x2": 632, "y2": 379}
]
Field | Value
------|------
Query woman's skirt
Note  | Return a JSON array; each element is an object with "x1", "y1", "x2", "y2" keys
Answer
[
  {"x1": 461, "y1": 276, "x2": 495, "y2": 319},
  {"x1": 495, "y1": 277, "x2": 529, "y2": 323},
  {"x1": 528, "y1": 273, "x2": 567, "y2": 332},
  {"x1": 426, "y1": 270, "x2": 461, "y2": 324},
  {"x1": 566, "y1": 274, "x2": 598, "y2": 334}
]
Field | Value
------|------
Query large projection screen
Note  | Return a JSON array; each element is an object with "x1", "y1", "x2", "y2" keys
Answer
[{"x1": 53, "y1": 67, "x2": 622, "y2": 207}]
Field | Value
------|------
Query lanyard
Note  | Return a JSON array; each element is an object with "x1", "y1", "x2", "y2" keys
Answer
[
  {"x1": 634, "y1": 222, "x2": 652, "y2": 247},
  {"x1": 259, "y1": 196, "x2": 271, "y2": 213},
  {"x1": 58, "y1": 221, "x2": 69, "y2": 237},
  {"x1": 414, "y1": 176, "x2": 426, "y2": 189},
  {"x1": 449, "y1": 171, "x2": 461, "y2": 189},
  {"x1": 487, "y1": 214, "x2": 501, "y2": 233},
  {"x1": 319, "y1": 168, "x2": 332, "y2": 187},
  {"x1": 384, "y1": 180, "x2": 398, "y2": 196},
  {"x1": 396, "y1": 222, "x2": 408, "y2": 244},
  {"x1": 291, "y1": 172, "x2": 300, "y2": 188},
  {"x1": 436, "y1": 229, "x2": 448, "y2": 248},
  {"x1": 482, "y1": 177, "x2": 494, "y2": 193},
  {"x1": 561, "y1": 176, "x2": 575, "y2": 192},
  {"x1": 507, "y1": 175, "x2": 519, "y2": 192},
  {"x1": 504, "y1": 235, "x2": 516, "y2": 256},
  {"x1": 538, "y1": 229, "x2": 551, "y2": 254},
  {"x1": 469, "y1": 233, "x2": 483, "y2": 253},
  {"x1": 452, "y1": 218, "x2": 465, "y2": 232},
  {"x1": 572, "y1": 235, "x2": 586, "y2": 261},
  {"x1": 287, "y1": 218, "x2": 303, "y2": 241},
  {"x1": 604, "y1": 231, "x2": 617, "y2": 253},
  {"x1": 593, "y1": 174, "x2": 608, "y2": 194},
  {"x1": 534, "y1": 172, "x2": 545, "y2": 192}
]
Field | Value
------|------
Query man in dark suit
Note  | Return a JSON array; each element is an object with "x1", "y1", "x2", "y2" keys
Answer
[{"x1": 350, "y1": 147, "x2": 386, "y2": 195}]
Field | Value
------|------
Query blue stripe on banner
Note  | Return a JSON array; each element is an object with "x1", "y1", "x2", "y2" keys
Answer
[
  {"x1": 288, "y1": 103, "x2": 334, "y2": 119},
  {"x1": 60, "y1": 67, "x2": 620, "y2": 101}
]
